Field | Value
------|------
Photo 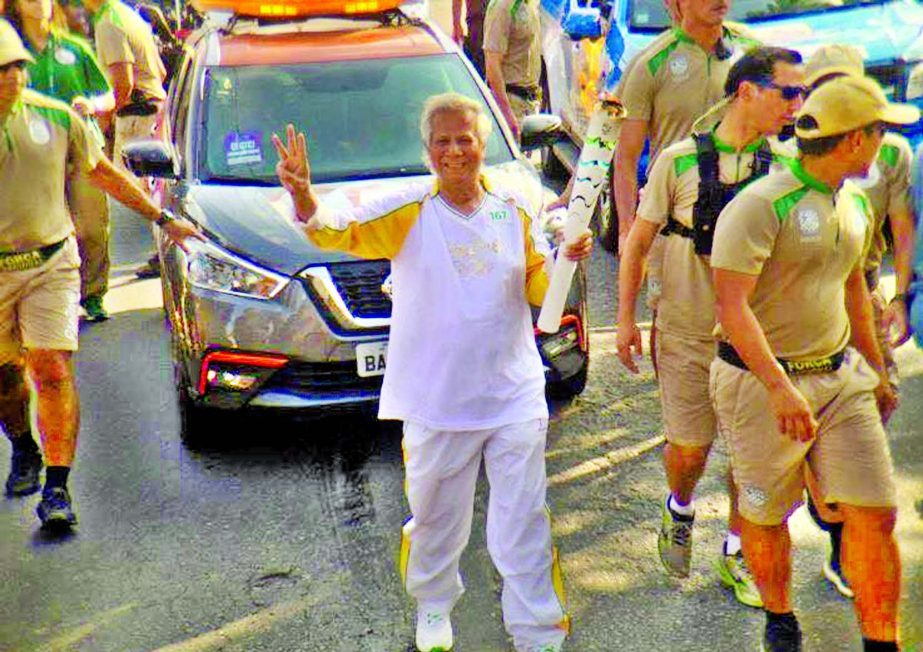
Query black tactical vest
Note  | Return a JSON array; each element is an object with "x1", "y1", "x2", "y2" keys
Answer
[{"x1": 661, "y1": 133, "x2": 773, "y2": 255}]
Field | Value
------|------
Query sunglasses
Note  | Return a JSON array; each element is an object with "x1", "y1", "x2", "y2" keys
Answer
[{"x1": 759, "y1": 82, "x2": 807, "y2": 101}]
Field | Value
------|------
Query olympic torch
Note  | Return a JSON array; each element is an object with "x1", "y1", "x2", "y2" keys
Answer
[{"x1": 537, "y1": 96, "x2": 626, "y2": 333}]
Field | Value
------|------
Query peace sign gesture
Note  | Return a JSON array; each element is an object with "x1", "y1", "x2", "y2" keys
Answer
[{"x1": 272, "y1": 123, "x2": 317, "y2": 223}]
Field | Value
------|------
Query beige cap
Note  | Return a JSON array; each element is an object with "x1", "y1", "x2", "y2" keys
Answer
[
  {"x1": 795, "y1": 74, "x2": 920, "y2": 139},
  {"x1": 804, "y1": 44, "x2": 865, "y2": 88},
  {"x1": 0, "y1": 19, "x2": 34, "y2": 67}
]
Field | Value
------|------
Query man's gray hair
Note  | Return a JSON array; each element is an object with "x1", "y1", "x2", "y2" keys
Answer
[{"x1": 419, "y1": 92, "x2": 492, "y2": 145}]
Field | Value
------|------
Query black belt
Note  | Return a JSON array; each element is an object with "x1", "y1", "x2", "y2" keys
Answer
[
  {"x1": 661, "y1": 216, "x2": 694, "y2": 240},
  {"x1": 0, "y1": 239, "x2": 66, "y2": 272},
  {"x1": 506, "y1": 84, "x2": 540, "y2": 101},
  {"x1": 717, "y1": 341, "x2": 846, "y2": 376},
  {"x1": 116, "y1": 98, "x2": 162, "y2": 117}
]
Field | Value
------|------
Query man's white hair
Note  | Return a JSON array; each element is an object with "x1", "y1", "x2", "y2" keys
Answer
[{"x1": 419, "y1": 92, "x2": 492, "y2": 146}]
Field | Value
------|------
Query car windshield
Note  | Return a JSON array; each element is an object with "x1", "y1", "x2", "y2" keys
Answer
[
  {"x1": 629, "y1": 0, "x2": 891, "y2": 31},
  {"x1": 198, "y1": 54, "x2": 512, "y2": 184}
]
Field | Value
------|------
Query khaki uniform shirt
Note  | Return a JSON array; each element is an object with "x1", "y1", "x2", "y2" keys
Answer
[
  {"x1": 483, "y1": 0, "x2": 541, "y2": 89},
  {"x1": 711, "y1": 161, "x2": 873, "y2": 360},
  {"x1": 851, "y1": 131, "x2": 913, "y2": 273},
  {"x1": 0, "y1": 90, "x2": 103, "y2": 251},
  {"x1": 638, "y1": 131, "x2": 792, "y2": 339},
  {"x1": 616, "y1": 25, "x2": 760, "y2": 167},
  {"x1": 92, "y1": 0, "x2": 166, "y2": 102}
]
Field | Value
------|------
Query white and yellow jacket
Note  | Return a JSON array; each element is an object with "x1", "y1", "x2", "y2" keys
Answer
[{"x1": 308, "y1": 176, "x2": 552, "y2": 430}]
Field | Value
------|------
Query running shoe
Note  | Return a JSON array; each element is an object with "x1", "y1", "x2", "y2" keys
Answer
[
  {"x1": 80, "y1": 295, "x2": 109, "y2": 322},
  {"x1": 134, "y1": 256, "x2": 161, "y2": 279},
  {"x1": 762, "y1": 616, "x2": 802, "y2": 652},
  {"x1": 532, "y1": 644, "x2": 563, "y2": 652},
  {"x1": 715, "y1": 549, "x2": 763, "y2": 608},
  {"x1": 658, "y1": 495, "x2": 694, "y2": 577},
  {"x1": 4, "y1": 448, "x2": 43, "y2": 497},
  {"x1": 822, "y1": 546, "x2": 854, "y2": 599},
  {"x1": 36, "y1": 486, "x2": 77, "y2": 530},
  {"x1": 415, "y1": 609, "x2": 453, "y2": 652}
]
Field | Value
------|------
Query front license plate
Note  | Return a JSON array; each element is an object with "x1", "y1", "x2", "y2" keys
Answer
[{"x1": 356, "y1": 341, "x2": 388, "y2": 378}]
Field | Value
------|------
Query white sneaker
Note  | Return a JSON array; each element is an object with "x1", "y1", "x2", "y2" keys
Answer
[
  {"x1": 415, "y1": 609, "x2": 453, "y2": 652},
  {"x1": 532, "y1": 644, "x2": 563, "y2": 652}
]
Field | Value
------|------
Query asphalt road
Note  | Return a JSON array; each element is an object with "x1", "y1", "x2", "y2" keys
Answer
[{"x1": 0, "y1": 201, "x2": 921, "y2": 652}]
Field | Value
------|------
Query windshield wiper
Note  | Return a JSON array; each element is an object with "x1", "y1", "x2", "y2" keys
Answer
[
  {"x1": 315, "y1": 167, "x2": 430, "y2": 183},
  {"x1": 204, "y1": 174, "x2": 278, "y2": 187}
]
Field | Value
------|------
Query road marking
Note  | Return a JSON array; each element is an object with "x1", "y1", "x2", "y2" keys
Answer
[
  {"x1": 547, "y1": 434, "x2": 665, "y2": 487},
  {"x1": 37, "y1": 603, "x2": 137, "y2": 652},
  {"x1": 150, "y1": 597, "x2": 313, "y2": 652}
]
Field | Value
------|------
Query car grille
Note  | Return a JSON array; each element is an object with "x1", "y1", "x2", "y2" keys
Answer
[
  {"x1": 261, "y1": 360, "x2": 383, "y2": 393},
  {"x1": 866, "y1": 63, "x2": 905, "y2": 101},
  {"x1": 327, "y1": 261, "x2": 393, "y2": 319}
]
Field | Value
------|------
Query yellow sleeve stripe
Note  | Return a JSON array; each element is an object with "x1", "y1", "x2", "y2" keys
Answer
[
  {"x1": 309, "y1": 201, "x2": 422, "y2": 260},
  {"x1": 520, "y1": 207, "x2": 550, "y2": 306}
]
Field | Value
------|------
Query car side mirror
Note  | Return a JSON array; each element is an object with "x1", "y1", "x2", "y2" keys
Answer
[
  {"x1": 519, "y1": 113, "x2": 565, "y2": 152},
  {"x1": 122, "y1": 140, "x2": 178, "y2": 179}
]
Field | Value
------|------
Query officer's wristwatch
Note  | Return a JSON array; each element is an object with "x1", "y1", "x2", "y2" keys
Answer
[{"x1": 155, "y1": 208, "x2": 176, "y2": 227}]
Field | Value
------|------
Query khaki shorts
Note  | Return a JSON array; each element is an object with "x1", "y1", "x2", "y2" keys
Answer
[
  {"x1": 0, "y1": 237, "x2": 81, "y2": 363},
  {"x1": 657, "y1": 330, "x2": 717, "y2": 448},
  {"x1": 710, "y1": 348, "x2": 896, "y2": 525},
  {"x1": 510, "y1": 94, "x2": 540, "y2": 124}
]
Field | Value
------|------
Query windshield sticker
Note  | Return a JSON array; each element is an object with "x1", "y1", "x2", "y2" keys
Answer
[{"x1": 224, "y1": 131, "x2": 262, "y2": 167}]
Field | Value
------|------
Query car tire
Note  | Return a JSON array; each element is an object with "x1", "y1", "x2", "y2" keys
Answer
[
  {"x1": 550, "y1": 360, "x2": 589, "y2": 399},
  {"x1": 170, "y1": 327, "x2": 213, "y2": 448},
  {"x1": 176, "y1": 377, "x2": 211, "y2": 449},
  {"x1": 547, "y1": 266, "x2": 590, "y2": 399},
  {"x1": 592, "y1": 169, "x2": 618, "y2": 254}
]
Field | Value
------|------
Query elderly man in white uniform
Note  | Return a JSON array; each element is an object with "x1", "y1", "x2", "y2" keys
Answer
[{"x1": 273, "y1": 93, "x2": 591, "y2": 652}]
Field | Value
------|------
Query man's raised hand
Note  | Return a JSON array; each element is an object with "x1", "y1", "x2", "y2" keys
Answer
[{"x1": 272, "y1": 123, "x2": 316, "y2": 223}]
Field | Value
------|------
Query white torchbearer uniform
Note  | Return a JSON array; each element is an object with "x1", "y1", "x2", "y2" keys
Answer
[{"x1": 306, "y1": 176, "x2": 569, "y2": 650}]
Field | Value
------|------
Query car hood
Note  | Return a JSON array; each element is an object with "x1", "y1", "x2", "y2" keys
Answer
[{"x1": 183, "y1": 160, "x2": 543, "y2": 276}]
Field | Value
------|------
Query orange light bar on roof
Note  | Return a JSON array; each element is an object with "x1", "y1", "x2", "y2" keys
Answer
[{"x1": 191, "y1": 0, "x2": 405, "y2": 17}]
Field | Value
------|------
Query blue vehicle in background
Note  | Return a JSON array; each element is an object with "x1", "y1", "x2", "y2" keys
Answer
[{"x1": 540, "y1": 0, "x2": 923, "y2": 175}]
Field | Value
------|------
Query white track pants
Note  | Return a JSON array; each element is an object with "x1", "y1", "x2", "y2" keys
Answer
[{"x1": 399, "y1": 418, "x2": 568, "y2": 651}]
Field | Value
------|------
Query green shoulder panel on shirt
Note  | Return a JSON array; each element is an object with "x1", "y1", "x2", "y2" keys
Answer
[
  {"x1": 772, "y1": 186, "x2": 810, "y2": 223},
  {"x1": 647, "y1": 38, "x2": 681, "y2": 77},
  {"x1": 674, "y1": 152, "x2": 698, "y2": 177},
  {"x1": 93, "y1": 0, "x2": 126, "y2": 28},
  {"x1": 878, "y1": 143, "x2": 899, "y2": 168},
  {"x1": 724, "y1": 22, "x2": 762, "y2": 48},
  {"x1": 851, "y1": 188, "x2": 873, "y2": 224}
]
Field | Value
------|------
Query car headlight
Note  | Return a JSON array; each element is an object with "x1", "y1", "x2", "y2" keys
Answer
[
  {"x1": 906, "y1": 61, "x2": 923, "y2": 101},
  {"x1": 186, "y1": 239, "x2": 288, "y2": 300}
]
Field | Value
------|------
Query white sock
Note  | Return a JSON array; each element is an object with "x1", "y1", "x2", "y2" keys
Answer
[
  {"x1": 668, "y1": 494, "x2": 695, "y2": 516},
  {"x1": 725, "y1": 532, "x2": 742, "y2": 556}
]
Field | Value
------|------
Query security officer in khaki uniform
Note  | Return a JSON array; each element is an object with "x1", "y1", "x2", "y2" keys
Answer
[
  {"x1": 617, "y1": 46, "x2": 804, "y2": 608},
  {"x1": 0, "y1": 20, "x2": 198, "y2": 529},
  {"x1": 6, "y1": 0, "x2": 116, "y2": 321},
  {"x1": 710, "y1": 75, "x2": 915, "y2": 652},
  {"x1": 483, "y1": 0, "x2": 541, "y2": 140},
  {"x1": 612, "y1": 0, "x2": 759, "y2": 245},
  {"x1": 797, "y1": 45, "x2": 917, "y2": 603},
  {"x1": 82, "y1": 0, "x2": 164, "y2": 163},
  {"x1": 82, "y1": 0, "x2": 165, "y2": 278},
  {"x1": 452, "y1": 0, "x2": 488, "y2": 76}
]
